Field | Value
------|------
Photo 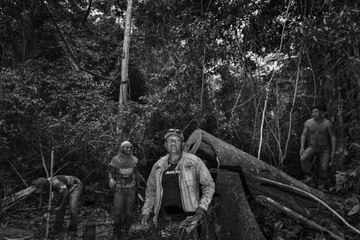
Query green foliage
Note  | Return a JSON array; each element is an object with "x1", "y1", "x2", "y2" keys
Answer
[{"x1": 0, "y1": 58, "x2": 114, "y2": 184}]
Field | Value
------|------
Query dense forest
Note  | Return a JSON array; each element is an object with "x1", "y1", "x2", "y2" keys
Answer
[{"x1": 1, "y1": 0, "x2": 360, "y2": 239}]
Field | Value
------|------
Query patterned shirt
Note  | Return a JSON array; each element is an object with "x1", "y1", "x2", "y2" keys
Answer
[
  {"x1": 109, "y1": 154, "x2": 139, "y2": 188},
  {"x1": 48, "y1": 175, "x2": 81, "y2": 193}
]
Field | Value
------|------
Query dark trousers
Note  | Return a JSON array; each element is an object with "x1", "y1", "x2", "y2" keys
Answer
[
  {"x1": 300, "y1": 147, "x2": 330, "y2": 183},
  {"x1": 54, "y1": 182, "x2": 83, "y2": 231},
  {"x1": 113, "y1": 186, "x2": 137, "y2": 233}
]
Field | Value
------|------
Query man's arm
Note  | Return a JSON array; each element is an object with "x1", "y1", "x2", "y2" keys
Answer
[
  {"x1": 55, "y1": 188, "x2": 69, "y2": 211},
  {"x1": 37, "y1": 192, "x2": 44, "y2": 208},
  {"x1": 32, "y1": 178, "x2": 48, "y2": 208},
  {"x1": 108, "y1": 159, "x2": 116, "y2": 189},
  {"x1": 141, "y1": 164, "x2": 158, "y2": 226},
  {"x1": 141, "y1": 165, "x2": 157, "y2": 215},
  {"x1": 135, "y1": 166, "x2": 140, "y2": 189},
  {"x1": 300, "y1": 122, "x2": 309, "y2": 156},
  {"x1": 197, "y1": 159, "x2": 215, "y2": 212},
  {"x1": 133, "y1": 156, "x2": 140, "y2": 188},
  {"x1": 107, "y1": 159, "x2": 114, "y2": 179},
  {"x1": 328, "y1": 122, "x2": 336, "y2": 160}
]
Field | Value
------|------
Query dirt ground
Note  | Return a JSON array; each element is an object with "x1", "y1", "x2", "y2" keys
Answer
[
  {"x1": 1, "y1": 185, "x2": 336, "y2": 240},
  {"x1": 0, "y1": 205, "x2": 115, "y2": 239},
  {"x1": 0, "y1": 204, "x2": 195, "y2": 240},
  {"x1": 0, "y1": 191, "x2": 150, "y2": 240}
]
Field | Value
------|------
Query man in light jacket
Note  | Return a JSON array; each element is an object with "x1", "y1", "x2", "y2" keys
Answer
[{"x1": 141, "y1": 129, "x2": 215, "y2": 239}]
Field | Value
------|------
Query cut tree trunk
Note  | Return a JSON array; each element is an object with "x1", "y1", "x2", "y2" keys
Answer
[
  {"x1": 1, "y1": 186, "x2": 37, "y2": 212},
  {"x1": 215, "y1": 170, "x2": 266, "y2": 240},
  {"x1": 184, "y1": 129, "x2": 352, "y2": 239},
  {"x1": 83, "y1": 224, "x2": 96, "y2": 240}
]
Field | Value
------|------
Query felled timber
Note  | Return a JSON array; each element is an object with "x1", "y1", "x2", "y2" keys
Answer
[
  {"x1": 215, "y1": 171, "x2": 266, "y2": 240},
  {"x1": 1, "y1": 186, "x2": 37, "y2": 212},
  {"x1": 184, "y1": 129, "x2": 353, "y2": 239},
  {"x1": 83, "y1": 224, "x2": 96, "y2": 240}
]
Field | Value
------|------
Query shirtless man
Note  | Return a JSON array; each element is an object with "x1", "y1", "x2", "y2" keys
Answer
[{"x1": 300, "y1": 105, "x2": 336, "y2": 190}]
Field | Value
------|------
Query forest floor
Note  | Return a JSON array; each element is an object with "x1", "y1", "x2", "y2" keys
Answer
[
  {"x1": 0, "y1": 200, "x2": 191, "y2": 240},
  {"x1": 0, "y1": 200, "x2": 334, "y2": 240},
  {"x1": 0, "y1": 183, "x2": 354, "y2": 240},
  {"x1": 1, "y1": 204, "x2": 115, "y2": 239},
  {"x1": 0, "y1": 191, "x2": 149, "y2": 240}
]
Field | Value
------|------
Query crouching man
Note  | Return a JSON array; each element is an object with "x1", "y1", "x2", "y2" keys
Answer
[{"x1": 32, "y1": 175, "x2": 82, "y2": 233}]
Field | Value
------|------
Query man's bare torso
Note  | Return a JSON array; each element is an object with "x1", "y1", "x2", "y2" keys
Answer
[{"x1": 305, "y1": 118, "x2": 332, "y2": 148}]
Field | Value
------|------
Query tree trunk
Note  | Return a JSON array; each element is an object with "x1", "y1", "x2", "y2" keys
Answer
[
  {"x1": 184, "y1": 129, "x2": 350, "y2": 239},
  {"x1": 117, "y1": 0, "x2": 133, "y2": 136},
  {"x1": 215, "y1": 171, "x2": 266, "y2": 240},
  {"x1": 83, "y1": 224, "x2": 96, "y2": 240},
  {"x1": 118, "y1": 0, "x2": 133, "y2": 106}
]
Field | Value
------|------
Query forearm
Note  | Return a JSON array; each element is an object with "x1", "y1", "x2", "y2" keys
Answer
[
  {"x1": 199, "y1": 182, "x2": 215, "y2": 211},
  {"x1": 141, "y1": 197, "x2": 155, "y2": 215},
  {"x1": 142, "y1": 169, "x2": 157, "y2": 215},
  {"x1": 199, "y1": 161, "x2": 215, "y2": 210},
  {"x1": 300, "y1": 135, "x2": 306, "y2": 149},
  {"x1": 135, "y1": 168, "x2": 140, "y2": 188},
  {"x1": 331, "y1": 137, "x2": 336, "y2": 148},
  {"x1": 143, "y1": 184, "x2": 156, "y2": 212},
  {"x1": 38, "y1": 193, "x2": 44, "y2": 208},
  {"x1": 331, "y1": 136, "x2": 336, "y2": 151},
  {"x1": 57, "y1": 190, "x2": 69, "y2": 209},
  {"x1": 142, "y1": 177, "x2": 156, "y2": 214},
  {"x1": 108, "y1": 167, "x2": 115, "y2": 180}
]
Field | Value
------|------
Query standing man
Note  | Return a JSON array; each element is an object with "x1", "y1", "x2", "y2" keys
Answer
[
  {"x1": 141, "y1": 129, "x2": 215, "y2": 239},
  {"x1": 300, "y1": 105, "x2": 336, "y2": 190},
  {"x1": 32, "y1": 175, "x2": 82, "y2": 233},
  {"x1": 108, "y1": 141, "x2": 139, "y2": 239}
]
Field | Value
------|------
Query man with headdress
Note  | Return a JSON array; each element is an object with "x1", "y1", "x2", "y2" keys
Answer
[{"x1": 108, "y1": 140, "x2": 139, "y2": 239}]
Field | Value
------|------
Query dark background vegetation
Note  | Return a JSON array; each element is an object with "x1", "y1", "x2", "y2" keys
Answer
[{"x1": 1, "y1": 0, "x2": 360, "y2": 239}]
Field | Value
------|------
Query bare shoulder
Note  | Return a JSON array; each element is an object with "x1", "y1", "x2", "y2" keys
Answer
[
  {"x1": 304, "y1": 118, "x2": 314, "y2": 126},
  {"x1": 323, "y1": 118, "x2": 333, "y2": 127}
]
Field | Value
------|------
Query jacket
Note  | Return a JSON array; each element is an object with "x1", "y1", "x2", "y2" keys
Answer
[{"x1": 141, "y1": 151, "x2": 215, "y2": 222}]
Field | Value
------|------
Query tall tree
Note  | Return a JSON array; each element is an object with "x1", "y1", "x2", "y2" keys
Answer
[
  {"x1": 119, "y1": 0, "x2": 133, "y2": 106},
  {"x1": 116, "y1": 0, "x2": 134, "y2": 139}
]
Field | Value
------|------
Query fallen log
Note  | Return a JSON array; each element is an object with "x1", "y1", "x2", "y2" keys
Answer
[
  {"x1": 1, "y1": 186, "x2": 37, "y2": 212},
  {"x1": 83, "y1": 223, "x2": 96, "y2": 240},
  {"x1": 215, "y1": 171, "x2": 266, "y2": 240},
  {"x1": 184, "y1": 129, "x2": 355, "y2": 239}
]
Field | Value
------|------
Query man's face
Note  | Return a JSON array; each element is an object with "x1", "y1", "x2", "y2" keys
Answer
[
  {"x1": 35, "y1": 180, "x2": 49, "y2": 193},
  {"x1": 165, "y1": 135, "x2": 183, "y2": 154},
  {"x1": 121, "y1": 145, "x2": 132, "y2": 156},
  {"x1": 311, "y1": 108, "x2": 322, "y2": 120}
]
